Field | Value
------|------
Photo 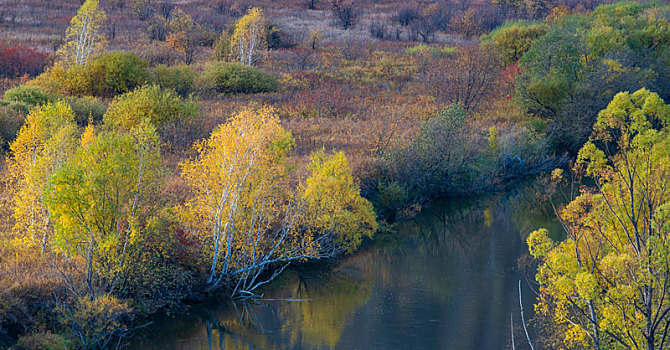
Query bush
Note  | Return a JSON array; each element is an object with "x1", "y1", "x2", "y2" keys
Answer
[
  {"x1": 151, "y1": 64, "x2": 196, "y2": 97},
  {"x1": 480, "y1": 21, "x2": 548, "y2": 65},
  {"x1": 103, "y1": 85, "x2": 201, "y2": 148},
  {"x1": 2, "y1": 85, "x2": 52, "y2": 113},
  {"x1": 86, "y1": 51, "x2": 150, "y2": 97},
  {"x1": 65, "y1": 96, "x2": 107, "y2": 125},
  {"x1": 200, "y1": 61, "x2": 279, "y2": 94},
  {"x1": 0, "y1": 105, "x2": 26, "y2": 149},
  {"x1": 0, "y1": 42, "x2": 49, "y2": 78},
  {"x1": 29, "y1": 51, "x2": 150, "y2": 98},
  {"x1": 15, "y1": 332, "x2": 71, "y2": 350},
  {"x1": 59, "y1": 296, "x2": 131, "y2": 348},
  {"x1": 405, "y1": 44, "x2": 457, "y2": 58}
]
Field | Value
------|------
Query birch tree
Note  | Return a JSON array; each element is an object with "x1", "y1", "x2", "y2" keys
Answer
[
  {"x1": 57, "y1": 0, "x2": 107, "y2": 66},
  {"x1": 229, "y1": 8, "x2": 267, "y2": 66},
  {"x1": 45, "y1": 122, "x2": 163, "y2": 297},
  {"x1": 7, "y1": 102, "x2": 78, "y2": 252}
]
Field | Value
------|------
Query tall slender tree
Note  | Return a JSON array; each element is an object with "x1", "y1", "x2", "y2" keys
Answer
[{"x1": 57, "y1": 0, "x2": 107, "y2": 66}]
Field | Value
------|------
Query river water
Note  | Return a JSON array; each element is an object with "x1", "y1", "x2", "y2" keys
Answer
[{"x1": 131, "y1": 182, "x2": 562, "y2": 350}]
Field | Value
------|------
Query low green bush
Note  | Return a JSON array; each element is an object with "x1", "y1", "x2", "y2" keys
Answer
[
  {"x1": 65, "y1": 96, "x2": 107, "y2": 125},
  {"x1": 151, "y1": 64, "x2": 197, "y2": 97},
  {"x1": 200, "y1": 61, "x2": 279, "y2": 94},
  {"x1": 29, "y1": 51, "x2": 150, "y2": 98}
]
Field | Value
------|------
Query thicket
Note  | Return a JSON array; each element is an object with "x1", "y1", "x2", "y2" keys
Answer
[
  {"x1": 516, "y1": 2, "x2": 670, "y2": 153},
  {"x1": 200, "y1": 61, "x2": 279, "y2": 94}
]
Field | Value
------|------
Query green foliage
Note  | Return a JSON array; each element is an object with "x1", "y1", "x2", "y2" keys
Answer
[
  {"x1": 64, "y1": 95, "x2": 107, "y2": 125},
  {"x1": 46, "y1": 122, "x2": 163, "y2": 296},
  {"x1": 405, "y1": 44, "x2": 457, "y2": 58},
  {"x1": 517, "y1": 2, "x2": 670, "y2": 153},
  {"x1": 30, "y1": 51, "x2": 149, "y2": 98},
  {"x1": 481, "y1": 20, "x2": 548, "y2": 65},
  {"x1": 2, "y1": 85, "x2": 52, "y2": 113},
  {"x1": 200, "y1": 61, "x2": 279, "y2": 94},
  {"x1": 15, "y1": 332, "x2": 71, "y2": 350},
  {"x1": 103, "y1": 85, "x2": 199, "y2": 147},
  {"x1": 301, "y1": 150, "x2": 378, "y2": 254},
  {"x1": 151, "y1": 64, "x2": 196, "y2": 97},
  {"x1": 86, "y1": 51, "x2": 150, "y2": 97}
]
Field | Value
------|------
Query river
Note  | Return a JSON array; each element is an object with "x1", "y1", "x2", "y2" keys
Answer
[{"x1": 131, "y1": 182, "x2": 562, "y2": 350}]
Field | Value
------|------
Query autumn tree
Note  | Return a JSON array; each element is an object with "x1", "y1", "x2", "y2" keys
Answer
[
  {"x1": 57, "y1": 0, "x2": 107, "y2": 66},
  {"x1": 229, "y1": 8, "x2": 267, "y2": 66},
  {"x1": 179, "y1": 107, "x2": 302, "y2": 293},
  {"x1": 45, "y1": 122, "x2": 163, "y2": 297},
  {"x1": 300, "y1": 150, "x2": 377, "y2": 254},
  {"x1": 166, "y1": 8, "x2": 200, "y2": 65},
  {"x1": 529, "y1": 89, "x2": 670, "y2": 350},
  {"x1": 7, "y1": 102, "x2": 79, "y2": 252}
]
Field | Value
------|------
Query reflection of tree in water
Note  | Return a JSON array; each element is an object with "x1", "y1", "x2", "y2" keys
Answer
[
  {"x1": 131, "y1": 181, "x2": 558, "y2": 350},
  {"x1": 147, "y1": 264, "x2": 374, "y2": 350}
]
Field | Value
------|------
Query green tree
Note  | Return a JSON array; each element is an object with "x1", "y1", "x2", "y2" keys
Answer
[
  {"x1": 529, "y1": 89, "x2": 670, "y2": 350},
  {"x1": 103, "y1": 85, "x2": 199, "y2": 148},
  {"x1": 57, "y1": 0, "x2": 107, "y2": 66},
  {"x1": 481, "y1": 21, "x2": 548, "y2": 65},
  {"x1": 45, "y1": 122, "x2": 163, "y2": 297}
]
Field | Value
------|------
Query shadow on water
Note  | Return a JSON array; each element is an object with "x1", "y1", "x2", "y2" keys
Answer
[{"x1": 131, "y1": 181, "x2": 562, "y2": 350}]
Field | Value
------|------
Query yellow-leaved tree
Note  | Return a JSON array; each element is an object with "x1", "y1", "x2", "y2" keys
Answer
[
  {"x1": 57, "y1": 0, "x2": 107, "y2": 66},
  {"x1": 528, "y1": 89, "x2": 670, "y2": 350},
  {"x1": 300, "y1": 150, "x2": 378, "y2": 254},
  {"x1": 229, "y1": 8, "x2": 266, "y2": 66},
  {"x1": 179, "y1": 107, "x2": 377, "y2": 297},
  {"x1": 7, "y1": 101, "x2": 79, "y2": 251},
  {"x1": 179, "y1": 107, "x2": 301, "y2": 293},
  {"x1": 45, "y1": 121, "x2": 163, "y2": 297}
]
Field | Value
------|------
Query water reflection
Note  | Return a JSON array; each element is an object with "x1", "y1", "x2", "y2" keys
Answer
[{"x1": 132, "y1": 182, "x2": 560, "y2": 350}]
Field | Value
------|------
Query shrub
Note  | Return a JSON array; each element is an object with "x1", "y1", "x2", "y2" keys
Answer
[
  {"x1": 405, "y1": 44, "x2": 457, "y2": 58},
  {"x1": 15, "y1": 332, "x2": 71, "y2": 350},
  {"x1": 103, "y1": 85, "x2": 201, "y2": 148},
  {"x1": 29, "y1": 51, "x2": 149, "y2": 98},
  {"x1": 0, "y1": 42, "x2": 49, "y2": 78},
  {"x1": 65, "y1": 96, "x2": 107, "y2": 125},
  {"x1": 2, "y1": 85, "x2": 52, "y2": 113},
  {"x1": 151, "y1": 64, "x2": 196, "y2": 97},
  {"x1": 480, "y1": 21, "x2": 548, "y2": 65},
  {"x1": 200, "y1": 61, "x2": 279, "y2": 94},
  {"x1": 0, "y1": 105, "x2": 26, "y2": 149},
  {"x1": 59, "y1": 296, "x2": 131, "y2": 348},
  {"x1": 86, "y1": 51, "x2": 150, "y2": 97}
]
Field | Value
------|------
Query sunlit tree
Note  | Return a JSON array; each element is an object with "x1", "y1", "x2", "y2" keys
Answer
[
  {"x1": 179, "y1": 107, "x2": 303, "y2": 293},
  {"x1": 229, "y1": 8, "x2": 267, "y2": 66},
  {"x1": 45, "y1": 122, "x2": 163, "y2": 297},
  {"x1": 529, "y1": 89, "x2": 670, "y2": 350},
  {"x1": 57, "y1": 0, "x2": 107, "y2": 66},
  {"x1": 7, "y1": 101, "x2": 78, "y2": 252}
]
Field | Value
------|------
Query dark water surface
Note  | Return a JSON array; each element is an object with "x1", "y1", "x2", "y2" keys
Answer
[{"x1": 131, "y1": 183, "x2": 561, "y2": 350}]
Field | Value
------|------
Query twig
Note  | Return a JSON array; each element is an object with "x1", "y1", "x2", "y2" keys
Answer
[{"x1": 519, "y1": 280, "x2": 534, "y2": 350}]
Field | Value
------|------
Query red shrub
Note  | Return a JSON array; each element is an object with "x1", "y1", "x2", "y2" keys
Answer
[{"x1": 0, "y1": 42, "x2": 49, "y2": 78}]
